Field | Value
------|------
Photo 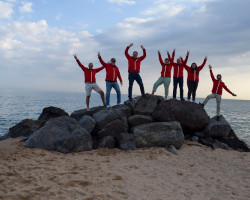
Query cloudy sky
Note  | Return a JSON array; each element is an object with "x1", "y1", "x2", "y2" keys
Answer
[{"x1": 0, "y1": 0, "x2": 250, "y2": 100}]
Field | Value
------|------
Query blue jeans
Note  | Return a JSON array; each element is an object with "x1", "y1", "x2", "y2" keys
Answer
[
  {"x1": 128, "y1": 72, "x2": 145, "y2": 99},
  {"x1": 173, "y1": 77, "x2": 184, "y2": 99},
  {"x1": 106, "y1": 81, "x2": 121, "y2": 106}
]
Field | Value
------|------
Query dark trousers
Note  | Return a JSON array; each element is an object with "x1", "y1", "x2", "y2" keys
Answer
[
  {"x1": 187, "y1": 81, "x2": 199, "y2": 100},
  {"x1": 128, "y1": 72, "x2": 145, "y2": 99},
  {"x1": 173, "y1": 77, "x2": 184, "y2": 99}
]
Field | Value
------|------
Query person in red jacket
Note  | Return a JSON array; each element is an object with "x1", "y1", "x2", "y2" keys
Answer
[
  {"x1": 125, "y1": 43, "x2": 146, "y2": 101},
  {"x1": 200, "y1": 65, "x2": 237, "y2": 121},
  {"x1": 183, "y1": 56, "x2": 207, "y2": 102},
  {"x1": 151, "y1": 50, "x2": 174, "y2": 100},
  {"x1": 73, "y1": 54, "x2": 105, "y2": 111},
  {"x1": 97, "y1": 52, "x2": 123, "y2": 107},
  {"x1": 171, "y1": 50, "x2": 190, "y2": 101}
]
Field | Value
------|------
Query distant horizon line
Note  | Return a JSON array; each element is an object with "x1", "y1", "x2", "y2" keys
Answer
[{"x1": 0, "y1": 87, "x2": 249, "y2": 101}]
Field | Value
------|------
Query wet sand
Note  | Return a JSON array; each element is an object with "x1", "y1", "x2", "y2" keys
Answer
[{"x1": 0, "y1": 138, "x2": 249, "y2": 200}]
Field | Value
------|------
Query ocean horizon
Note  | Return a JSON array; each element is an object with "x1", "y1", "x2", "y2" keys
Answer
[{"x1": 0, "y1": 88, "x2": 249, "y2": 145}]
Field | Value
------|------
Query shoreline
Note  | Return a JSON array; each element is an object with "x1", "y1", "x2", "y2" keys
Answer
[{"x1": 0, "y1": 138, "x2": 249, "y2": 200}]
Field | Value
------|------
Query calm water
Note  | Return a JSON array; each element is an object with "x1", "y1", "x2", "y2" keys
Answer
[{"x1": 0, "y1": 88, "x2": 249, "y2": 145}]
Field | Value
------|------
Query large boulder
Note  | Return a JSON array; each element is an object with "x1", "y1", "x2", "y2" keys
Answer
[
  {"x1": 112, "y1": 104, "x2": 131, "y2": 117},
  {"x1": 124, "y1": 96, "x2": 141, "y2": 114},
  {"x1": 38, "y1": 106, "x2": 68, "y2": 121},
  {"x1": 79, "y1": 115, "x2": 96, "y2": 134},
  {"x1": 97, "y1": 119, "x2": 127, "y2": 139},
  {"x1": 25, "y1": 116, "x2": 92, "y2": 153},
  {"x1": 92, "y1": 107, "x2": 125, "y2": 131},
  {"x1": 116, "y1": 132, "x2": 137, "y2": 150},
  {"x1": 152, "y1": 99, "x2": 210, "y2": 132},
  {"x1": 70, "y1": 106, "x2": 104, "y2": 121},
  {"x1": 134, "y1": 94, "x2": 163, "y2": 115},
  {"x1": 204, "y1": 115, "x2": 231, "y2": 138},
  {"x1": 8, "y1": 119, "x2": 43, "y2": 138},
  {"x1": 219, "y1": 138, "x2": 250, "y2": 152},
  {"x1": 98, "y1": 136, "x2": 116, "y2": 149},
  {"x1": 128, "y1": 115, "x2": 153, "y2": 127},
  {"x1": 131, "y1": 122, "x2": 184, "y2": 149}
]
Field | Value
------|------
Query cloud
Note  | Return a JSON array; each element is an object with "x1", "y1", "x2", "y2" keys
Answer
[
  {"x1": 107, "y1": 0, "x2": 135, "y2": 5},
  {"x1": 55, "y1": 13, "x2": 62, "y2": 20},
  {"x1": 0, "y1": 1, "x2": 14, "y2": 18},
  {"x1": 19, "y1": 2, "x2": 33, "y2": 13}
]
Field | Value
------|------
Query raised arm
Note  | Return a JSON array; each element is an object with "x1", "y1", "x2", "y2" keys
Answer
[
  {"x1": 125, "y1": 43, "x2": 133, "y2": 59},
  {"x1": 167, "y1": 49, "x2": 175, "y2": 63},
  {"x1": 198, "y1": 56, "x2": 207, "y2": 71},
  {"x1": 158, "y1": 51, "x2": 164, "y2": 66},
  {"x1": 97, "y1": 52, "x2": 107, "y2": 67},
  {"x1": 73, "y1": 54, "x2": 87, "y2": 71},
  {"x1": 95, "y1": 66, "x2": 105, "y2": 73},
  {"x1": 209, "y1": 65, "x2": 216, "y2": 82},
  {"x1": 140, "y1": 45, "x2": 146, "y2": 60},
  {"x1": 180, "y1": 57, "x2": 189, "y2": 70},
  {"x1": 182, "y1": 50, "x2": 190, "y2": 65}
]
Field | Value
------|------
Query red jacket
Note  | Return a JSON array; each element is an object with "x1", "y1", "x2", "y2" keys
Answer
[
  {"x1": 98, "y1": 56, "x2": 122, "y2": 82},
  {"x1": 184, "y1": 58, "x2": 207, "y2": 81},
  {"x1": 210, "y1": 69, "x2": 233, "y2": 95},
  {"x1": 125, "y1": 46, "x2": 146, "y2": 73},
  {"x1": 76, "y1": 59, "x2": 104, "y2": 83},
  {"x1": 158, "y1": 52, "x2": 173, "y2": 78},
  {"x1": 170, "y1": 52, "x2": 189, "y2": 78}
]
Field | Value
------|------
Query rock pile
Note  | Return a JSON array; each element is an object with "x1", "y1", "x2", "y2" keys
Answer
[{"x1": 3, "y1": 94, "x2": 250, "y2": 153}]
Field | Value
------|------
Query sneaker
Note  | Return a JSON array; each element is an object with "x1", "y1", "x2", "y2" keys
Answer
[
  {"x1": 216, "y1": 116, "x2": 220, "y2": 121},
  {"x1": 192, "y1": 100, "x2": 196, "y2": 103},
  {"x1": 199, "y1": 102, "x2": 204, "y2": 108}
]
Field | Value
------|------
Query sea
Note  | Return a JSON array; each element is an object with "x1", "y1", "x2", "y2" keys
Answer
[{"x1": 0, "y1": 88, "x2": 249, "y2": 145}]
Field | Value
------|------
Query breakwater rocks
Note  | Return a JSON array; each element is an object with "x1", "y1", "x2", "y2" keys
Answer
[{"x1": 4, "y1": 94, "x2": 250, "y2": 153}]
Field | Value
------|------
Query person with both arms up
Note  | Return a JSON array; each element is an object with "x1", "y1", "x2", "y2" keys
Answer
[
  {"x1": 73, "y1": 54, "x2": 105, "y2": 111},
  {"x1": 97, "y1": 52, "x2": 123, "y2": 108},
  {"x1": 170, "y1": 50, "x2": 190, "y2": 101},
  {"x1": 151, "y1": 50, "x2": 174, "y2": 100},
  {"x1": 125, "y1": 43, "x2": 146, "y2": 101},
  {"x1": 182, "y1": 56, "x2": 207, "y2": 103},
  {"x1": 200, "y1": 64, "x2": 237, "y2": 121}
]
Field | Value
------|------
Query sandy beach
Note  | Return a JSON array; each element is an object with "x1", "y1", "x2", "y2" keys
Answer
[{"x1": 0, "y1": 138, "x2": 249, "y2": 200}]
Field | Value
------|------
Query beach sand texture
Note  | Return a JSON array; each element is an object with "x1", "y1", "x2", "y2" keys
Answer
[{"x1": 0, "y1": 138, "x2": 249, "y2": 200}]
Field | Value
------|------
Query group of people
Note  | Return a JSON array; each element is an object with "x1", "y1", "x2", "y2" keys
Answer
[{"x1": 74, "y1": 43, "x2": 237, "y2": 121}]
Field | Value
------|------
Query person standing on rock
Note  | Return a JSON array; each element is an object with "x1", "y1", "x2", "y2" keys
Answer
[
  {"x1": 171, "y1": 50, "x2": 190, "y2": 101},
  {"x1": 125, "y1": 43, "x2": 146, "y2": 101},
  {"x1": 200, "y1": 65, "x2": 237, "y2": 121},
  {"x1": 98, "y1": 52, "x2": 123, "y2": 107},
  {"x1": 151, "y1": 50, "x2": 174, "y2": 100},
  {"x1": 182, "y1": 56, "x2": 207, "y2": 102},
  {"x1": 74, "y1": 54, "x2": 105, "y2": 111}
]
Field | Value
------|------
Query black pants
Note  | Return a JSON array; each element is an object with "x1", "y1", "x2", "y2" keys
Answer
[{"x1": 187, "y1": 81, "x2": 199, "y2": 100}]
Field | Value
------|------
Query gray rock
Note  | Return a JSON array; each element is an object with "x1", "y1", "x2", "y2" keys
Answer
[
  {"x1": 211, "y1": 140, "x2": 231, "y2": 150},
  {"x1": 204, "y1": 115, "x2": 231, "y2": 138},
  {"x1": 38, "y1": 106, "x2": 68, "y2": 121},
  {"x1": 93, "y1": 107, "x2": 125, "y2": 131},
  {"x1": 131, "y1": 121, "x2": 184, "y2": 149},
  {"x1": 8, "y1": 119, "x2": 43, "y2": 138},
  {"x1": 165, "y1": 145, "x2": 178, "y2": 154},
  {"x1": 98, "y1": 136, "x2": 116, "y2": 149},
  {"x1": 116, "y1": 132, "x2": 137, "y2": 150},
  {"x1": 0, "y1": 135, "x2": 9, "y2": 141},
  {"x1": 219, "y1": 138, "x2": 250, "y2": 152},
  {"x1": 152, "y1": 99, "x2": 210, "y2": 132},
  {"x1": 79, "y1": 115, "x2": 96, "y2": 134},
  {"x1": 128, "y1": 114, "x2": 153, "y2": 127},
  {"x1": 112, "y1": 104, "x2": 131, "y2": 117},
  {"x1": 124, "y1": 96, "x2": 141, "y2": 114},
  {"x1": 25, "y1": 116, "x2": 92, "y2": 153},
  {"x1": 97, "y1": 119, "x2": 127, "y2": 139},
  {"x1": 191, "y1": 136, "x2": 199, "y2": 142},
  {"x1": 70, "y1": 106, "x2": 104, "y2": 121},
  {"x1": 134, "y1": 94, "x2": 163, "y2": 115}
]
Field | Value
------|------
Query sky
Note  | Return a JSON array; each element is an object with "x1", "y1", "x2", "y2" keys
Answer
[{"x1": 0, "y1": 0, "x2": 250, "y2": 100}]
